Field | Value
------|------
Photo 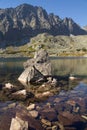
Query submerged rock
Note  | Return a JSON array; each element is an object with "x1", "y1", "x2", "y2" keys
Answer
[
  {"x1": 28, "y1": 110, "x2": 39, "y2": 118},
  {"x1": 16, "y1": 105, "x2": 44, "y2": 130},
  {"x1": 12, "y1": 89, "x2": 27, "y2": 96},
  {"x1": 27, "y1": 103, "x2": 36, "y2": 110},
  {"x1": 41, "y1": 118, "x2": 51, "y2": 127},
  {"x1": 10, "y1": 116, "x2": 28, "y2": 130},
  {"x1": 40, "y1": 108, "x2": 58, "y2": 122}
]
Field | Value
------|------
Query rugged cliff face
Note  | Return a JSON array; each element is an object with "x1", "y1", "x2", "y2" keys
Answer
[{"x1": 0, "y1": 4, "x2": 86, "y2": 46}]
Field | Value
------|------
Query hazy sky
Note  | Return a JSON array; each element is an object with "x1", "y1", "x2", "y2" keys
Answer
[{"x1": 0, "y1": 0, "x2": 86, "y2": 27}]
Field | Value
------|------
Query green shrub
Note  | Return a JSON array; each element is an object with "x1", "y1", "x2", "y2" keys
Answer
[
  {"x1": 76, "y1": 49, "x2": 81, "y2": 51},
  {"x1": 82, "y1": 47, "x2": 87, "y2": 52}
]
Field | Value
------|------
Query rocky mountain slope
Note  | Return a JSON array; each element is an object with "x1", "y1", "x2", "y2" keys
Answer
[
  {"x1": 0, "y1": 3, "x2": 87, "y2": 47},
  {"x1": 28, "y1": 33, "x2": 87, "y2": 56},
  {"x1": 83, "y1": 25, "x2": 87, "y2": 31},
  {"x1": 1, "y1": 33, "x2": 87, "y2": 57}
]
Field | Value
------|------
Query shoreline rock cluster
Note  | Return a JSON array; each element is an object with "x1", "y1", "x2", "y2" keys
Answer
[
  {"x1": 0, "y1": 86, "x2": 87, "y2": 130},
  {"x1": 0, "y1": 49, "x2": 70, "y2": 103},
  {"x1": 1, "y1": 49, "x2": 87, "y2": 130}
]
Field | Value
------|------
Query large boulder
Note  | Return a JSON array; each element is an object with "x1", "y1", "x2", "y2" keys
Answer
[
  {"x1": 18, "y1": 65, "x2": 45, "y2": 86},
  {"x1": 18, "y1": 49, "x2": 52, "y2": 86}
]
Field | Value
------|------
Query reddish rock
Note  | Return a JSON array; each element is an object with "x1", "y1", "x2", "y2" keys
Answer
[
  {"x1": 40, "y1": 108, "x2": 57, "y2": 121},
  {"x1": 54, "y1": 97, "x2": 64, "y2": 103},
  {"x1": 0, "y1": 108, "x2": 16, "y2": 130},
  {"x1": 16, "y1": 106, "x2": 44, "y2": 130},
  {"x1": 35, "y1": 91, "x2": 53, "y2": 98},
  {"x1": 0, "y1": 104, "x2": 44, "y2": 130},
  {"x1": 54, "y1": 102, "x2": 66, "y2": 113},
  {"x1": 58, "y1": 111, "x2": 84, "y2": 126},
  {"x1": 66, "y1": 100, "x2": 76, "y2": 107}
]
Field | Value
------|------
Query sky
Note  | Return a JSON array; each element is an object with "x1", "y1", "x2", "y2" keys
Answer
[{"x1": 0, "y1": 0, "x2": 87, "y2": 27}]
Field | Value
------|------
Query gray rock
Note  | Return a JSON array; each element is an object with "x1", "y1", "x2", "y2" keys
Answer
[
  {"x1": 52, "y1": 125, "x2": 58, "y2": 130},
  {"x1": 24, "y1": 49, "x2": 52, "y2": 76},
  {"x1": 12, "y1": 89, "x2": 27, "y2": 96},
  {"x1": 27, "y1": 103, "x2": 36, "y2": 110},
  {"x1": 10, "y1": 116, "x2": 28, "y2": 130},
  {"x1": 35, "y1": 62, "x2": 52, "y2": 76},
  {"x1": 35, "y1": 91, "x2": 53, "y2": 98},
  {"x1": 4, "y1": 83, "x2": 15, "y2": 89},
  {"x1": 28, "y1": 110, "x2": 39, "y2": 118},
  {"x1": 34, "y1": 48, "x2": 49, "y2": 63},
  {"x1": 18, "y1": 65, "x2": 45, "y2": 86},
  {"x1": 18, "y1": 49, "x2": 52, "y2": 86},
  {"x1": 24, "y1": 58, "x2": 35, "y2": 69},
  {"x1": 11, "y1": 89, "x2": 28, "y2": 100},
  {"x1": 51, "y1": 78, "x2": 58, "y2": 87}
]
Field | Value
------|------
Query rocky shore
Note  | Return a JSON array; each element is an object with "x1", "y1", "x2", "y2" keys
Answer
[
  {"x1": 0, "y1": 49, "x2": 87, "y2": 130},
  {"x1": 0, "y1": 83, "x2": 87, "y2": 130}
]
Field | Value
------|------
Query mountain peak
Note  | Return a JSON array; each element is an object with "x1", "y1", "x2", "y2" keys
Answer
[
  {"x1": 0, "y1": 3, "x2": 86, "y2": 45},
  {"x1": 16, "y1": 3, "x2": 34, "y2": 8}
]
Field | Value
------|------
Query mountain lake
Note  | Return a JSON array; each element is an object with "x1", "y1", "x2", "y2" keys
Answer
[{"x1": 0, "y1": 57, "x2": 87, "y2": 129}]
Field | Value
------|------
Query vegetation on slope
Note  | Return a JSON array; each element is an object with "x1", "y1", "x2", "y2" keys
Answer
[{"x1": 1, "y1": 33, "x2": 87, "y2": 57}]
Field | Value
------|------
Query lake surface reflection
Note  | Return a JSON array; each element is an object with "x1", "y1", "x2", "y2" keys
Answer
[
  {"x1": 51, "y1": 57, "x2": 87, "y2": 77},
  {"x1": 0, "y1": 57, "x2": 87, "y2": 84},
  {"x1": 0, "y1": 57, "x2": 87, "y2": 86}
]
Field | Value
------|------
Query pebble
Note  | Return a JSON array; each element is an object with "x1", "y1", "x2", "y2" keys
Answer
[
  {"x1": 29, "y1": 110, "x2": 39, "y2": 118},
  {"x1": 27, "y1": 104, "x2": 35, "y2": 110},
  {"x1": 41, "y1": 119, "x2": 51, "y2": 126},
  {"x1": 12, "y1": 89, "x2": 27, "y2": 96},
  {"x1": 4, "y1": 83, "x2": 14, "y2": 89},
  {"x1": 52, "y1": 125, "x2": 58, "y2": 130}
]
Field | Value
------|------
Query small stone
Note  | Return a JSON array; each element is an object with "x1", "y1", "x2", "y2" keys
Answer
[
  {"x1": 66, "y1": 100, "x2": 76, "y2": 107},
  {"x1": 40, "y1": 108, "x2": 57, "y2": 121},
  {"x1": 54, "y1": 98, "x2": 63, "y2": 103},
  {"x1": 46, "y1": 127, "x2": 52, "y2": 130},
  {"x1": 73, "y1": 106, "x2": 80, "y2": 113},
  {"x1": 47, "y1": 77, "x2": 52, "y2": 83},
  {"x1": 12, "y1": 89, "x2": 27, "y2": 96},
  {"x1": 42, "y1": 91, "x2": 51, "y2": 96},
  {"x1": 36, "y1": 105, "x2": 41, "y2": 110},
  {"x1": 42, "y1": 84, "x2": 46, "y2": 87},
  {"x1": 41, "y1": 119, "x2": 51, "y2": 126},
  {"x1": 8, "y1": 103, "x2": 17, "y2": 109},
  {"x1": 35, "y1": 91, "x2": 52, "y2": 98},
  {"x1": 51, "y1": 78, "x2": 58, "y2": 86},
  {"x1": 81, "y1": 115, "x2": 87, "y2": 120},
  {"x1": 29, "y1": 110, "x2": 39, "y2": 118},
  {"x1": 46, "y1": 103, "x2": 51, "y2": 108},
  {"x1": 27, "y1": 104, "x2": 35, "y2": 110},
  {"x1": 5, "y1": 83, "x2": 14, "y2": 89},
  {"x1": 52, "y1": 125, "x2": 58, "y2": 130}
]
